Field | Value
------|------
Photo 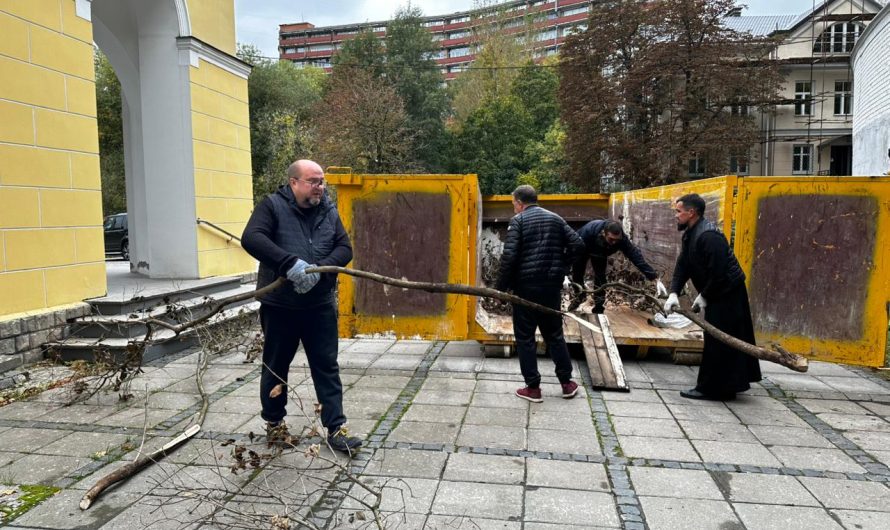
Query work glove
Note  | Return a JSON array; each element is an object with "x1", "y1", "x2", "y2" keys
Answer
[
  {"x1": 663, "y1": 293, "x2": 680, "y2": 314},
  {"x1": 692, "y1": 293, "x2": 706, "y2": 313},
  {"x1": 286, "y1": 259, "x2": 321, "y2": 294},
  {"x1": 655, "y1": 279, "x2": 668, "y2": 298}
]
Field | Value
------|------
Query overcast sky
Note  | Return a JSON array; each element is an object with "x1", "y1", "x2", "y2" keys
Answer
[{"x1": 234, "y1": 0, "x2": 822, "y2": 58}]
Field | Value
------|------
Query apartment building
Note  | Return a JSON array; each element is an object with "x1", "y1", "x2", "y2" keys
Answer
[{"x1": 278, "y1": 0, "x2": 593, "y2": 80}]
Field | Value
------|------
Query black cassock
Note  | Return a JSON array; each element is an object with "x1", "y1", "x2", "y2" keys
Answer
[{"x1": 671, "y1": 220, "x2": 762, "y2": 397}]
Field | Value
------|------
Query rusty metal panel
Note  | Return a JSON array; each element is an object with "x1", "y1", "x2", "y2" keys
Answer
[
  {"x1": 352, "y1": 192, "x2": 451, "y2": 316},
  {"x1": 607, "y1": 177, "x2": 737, "y2": 285},
  {"x1": 735, "y1": 177, "x2": 890, "y2": 367},
  {"x1": 326, "y1": 172, "x2": 478, "y2": 340}
]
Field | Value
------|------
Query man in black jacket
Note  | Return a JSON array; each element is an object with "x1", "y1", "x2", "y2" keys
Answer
[
  {"x1": 664, "y1": 193, "x2": 762, "y2": 401},
  {"x1": 570, "y1": 219, "x2": 667, "y2": 313},
  {"x1": 242, "y1": 159, "x2": 361, "y2": 454},
  {"x1": 497, "y1": 185, "x2": 586, "y2": 403}
]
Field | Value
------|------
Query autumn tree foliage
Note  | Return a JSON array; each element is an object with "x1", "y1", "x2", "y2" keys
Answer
[{"x1": 559, "y1": 0, "x2": 782, "y2": 191}]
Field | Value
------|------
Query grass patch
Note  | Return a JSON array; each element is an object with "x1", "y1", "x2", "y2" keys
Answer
[{"x1": 0, "y1": 484, "x2": 60, "y2": 523}]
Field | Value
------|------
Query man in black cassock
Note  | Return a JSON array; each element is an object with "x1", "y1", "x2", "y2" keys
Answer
[{"x1": 663, "y1": 193, "x2": 761, "y2": 401}]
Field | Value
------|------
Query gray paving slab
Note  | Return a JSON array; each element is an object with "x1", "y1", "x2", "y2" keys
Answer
[
  {"x1": 618, "y1": 435, "x2": 700, "y2": 462},
  {"x1": 343, "y1": 386, "x2": 404, "y2": 403},
  {"x1": 733, "y1": 409, "x2": 810, "y2": 429},
  {"x1": 464, "y1": 406, "x2": 527, "y2": 427},
  {"x1": 442, "y1": 453, "x2": 525, "y2": 484},
  {"x1": 843, "y1": 430, "x2": 890, "y2": 450},
  {"x1": 691, "y1": 440, "x2": 781, "y2": 467},
  {"x1": 387, "y1": 341, "x2": 433, "y2": 355},
  {"x1": 38, "y1": 431, "x2": 133, "y2": 458},
  {"x1": 456, "y1": 424, "x2": 526, "y2": 449},
  {"x1": 421, "y1": 377, "x2": 478, "y2": 393},
  {"x1": 95, "y1": 407, "x2": 175, "y2": 429},
  {"x1": 601, "y1": 388, "x2": 662, "y2": 403},
  {"x1": 439, "y1": 340, "x2": 485, "y2": 357},
  {"x1": 769, "y1": 445, "x2": 867, "y2": 473},
  {"x1": 0, "y1": 427, "x2": 71, "y2": 453},
  {"x1": 2, "y1": 453, "x2": 91, "y2": 485},
  {"x1": 342, "y1": 340, "x2": 395, "y2": 354},
  {"x1": 475, "y1": 379, "x2": 525, "y2": 394},
  {"x1": 524, "y1": 488, "x2": 619, "y2": 527},
  {"x1": 747, "y1": 425, "x2": 836, "y2": 448},
  {"x1": 818, "y1": 376, "x2": 890, "y2": 394},
  {"x1": 613, "y1": 417, "x2": 685, "y2": 438},
  {"x1": 677, "y1": 420, "x2": 757, "y2": 443},
  {"x1": 796, "y1": 398, "x2": 872, "y2": 415},
  {"x1": 639, "y1": 496, "x2": 741, "y2": 530},
  {"x1": 766, "y1": 374, "x2": 836, "y2": 392},
  {"x1": 343, "y1": 476, "x2": 439, "y2": 514},
  {"x1": 871, "y1": 450, "x2": 890, "y2": 466},
  {"x1": 817, "y1": 413, "x2": 890, "y2": 432},
  {"x1": 425, "y1": 514, "x2": 521, "y2": 529},
  {"x1": 11, "y1": 485, "x2": 143, "y2": 529},
  {"x1": 621, "y1": 363, "x2": 653, "y2": 383},
  {"x1": 798, "y1": 476, "x2": 890, "y2": 511},
  {"x1": 0, "y1": 400, "x2": 60, "y2": 421},
  {"x1": 431, "y1": 481, "x2": 523, "y2": 519},
  {"x1": 470, "y1": 391, "x2": 529, "y2": 409},
  {"x1": 389, "y1": 421, "x2": 460, "y2": 444},
  {"x1": 145, "y1": 390, "x2": 203, "y2": 410},
  {"x1": 528, "y1": 410, "x2": 595, "y2": 433},
  {"x1": 431, "y1": 356, "x2": 482, "y2": 372},
  {"x1": 733, "y1": 503, "x2": 843, "y2": 530},
  {"x1": 370, "y1": 355, "x2": 424, "y2": 370},
  {"x1": 401, "y1": 404, "x2": 468, "y2": 424},
  {"x1": 830, "y1": 509, "x2": 890, "y2": 530},
  {"x1": 606, "y1": 400, "x2": 673, "y2": 419},
  {"x1": 527, "y1": 429, "x2": 601, "y2": 455},
  {"x1": 99, "y1": 495, "x2": 214, "y2": 529},
  {"x1": 725, "y1": 395, "x2": 788, "y2": 411},
  {"x1": 413, "y1": 389, "x2": 474, "y2": 406},
  {"x1": 667, "y1": 403, "x2": 740, "y2": 424},
  {"x1": 861, "y1": 401, "x2": 890, "y2": 416},
  {"x1": 628, "y1": 467, "x2": 723, "y2": 499},
  {"x1": 716, "y1": 472, "x2": 819, "y2": 506},
  {"x1": 526, "y1": 459, "x2": 610, "y2": 491},
  {"x1": 351, "y1": 374, "x2": 412, "y2": 389},
  {"x1": 480, "y1": 358, "x2": 524, "y2": 375}
]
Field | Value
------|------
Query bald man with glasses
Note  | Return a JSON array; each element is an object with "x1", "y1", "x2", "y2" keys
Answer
[{"x1": 242, "y1": 159, "x2": 361, "y2": 455}]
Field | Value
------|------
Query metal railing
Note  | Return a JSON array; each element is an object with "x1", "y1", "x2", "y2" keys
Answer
[{"x1": 196, "y1": 218, "x2": 242, "y2": 244}]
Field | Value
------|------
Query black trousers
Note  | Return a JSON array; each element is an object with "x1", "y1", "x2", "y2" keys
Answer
[
  {"x1": 572, "y1": 255, "x2": 608, "y2": 312},
  {"x1": 512, "y1": 287, "x2": 573, "y2": 388},
  {"x1": 259, "y1": 303, "x2": 345, "y2": 430}
]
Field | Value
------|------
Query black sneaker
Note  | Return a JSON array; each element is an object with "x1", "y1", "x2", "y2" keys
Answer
[
  {"x1": 327, "y1": 426, "x2": 362, "y2": 455},
  {"x1": 265, "y1": 421, "x2": 297, "y2": 447}
]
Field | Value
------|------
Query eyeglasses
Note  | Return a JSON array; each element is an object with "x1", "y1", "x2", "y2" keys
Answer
[{"x1": 298, "y1": 178, "x2": 326, "y2": 188}]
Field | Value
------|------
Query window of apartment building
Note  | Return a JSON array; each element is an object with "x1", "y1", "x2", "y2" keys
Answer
[
  {"x1": 297, "y1": 47, "x2": 306, "y2": 53},
  {"x1": 730, "y1": 99, "x2": 750, "y2": 116},
  {"x1": 292, "y1": 60, "x2": 305, "y2": 68},
  {"x1": 429, "y1": 50, "x2": 447, "y2": 60},
  {"x1": 373, "y1": 26, "x2": 386, "y2": 32},
  {"x1": 448, "y1": 30, "x2": 470, "y2": 39},
  {"x1": 449, "y1": 47, "x2": 470, "y2": 58},
  {"x1": 310, "y1": 44, "x2": 333, "y2": 52},
  {"x1": 793, "y1": 144, "x2": 813, "y2": 174},
  {"x1": 424, "y1": 20, "x2": 443, "y2": 27},
  {"x1": 560, "y1": 6, "x2": 590, "y2": 17},
  {"x1": 834, "y1": 81, "x2": 852, "y2": 115},
  {"x1": 794, "y1": 81, "x2": 812, "y2": 116},
  {"x1": 813, "y1": 22, "x2": 862, "y2": 53},
  {"x1": 284, "y1": 47, "x2": 296, "y2": 54},
  {"x1": 448, "y1": 64, "x2": 467, "y2": 73},
  {"x1": 688, "y1": 156, "x2": 705, "y2": 177},
  {"x1": 729, "y1": 152, "x2": 749, "y2": 175},
  {"x1": 449, "y1": 16, "x2": 469, "y2": 24},
  {"x1": 536, "y1": 29, "x2": 557, "y2": 41}
]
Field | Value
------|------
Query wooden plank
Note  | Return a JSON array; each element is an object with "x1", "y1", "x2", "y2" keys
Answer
[
  {"x1": 596, "y1": 314, "x2": 629, "y2": 391},
  {"x1": 578, "y1": 317, "x2": 607, "y2": 389},
  {"x1": 587, "y1": 314, "x2": 618, "y2": 389}
]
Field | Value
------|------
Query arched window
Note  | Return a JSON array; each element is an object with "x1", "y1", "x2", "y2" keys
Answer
[{"x1": 813, "y1": 22, "x2": 863, "y2": 53}]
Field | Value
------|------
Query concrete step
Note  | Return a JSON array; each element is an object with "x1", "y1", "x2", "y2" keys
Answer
[
  {"x1": 70, "y1": 283, "x2": 260, "y2": 339},
  {"x1": 45, "y1": 301, "x2": 260, "y2": 365},
  {"x1": 88, "y1": 276, "x2": 243, "y2": 315}
]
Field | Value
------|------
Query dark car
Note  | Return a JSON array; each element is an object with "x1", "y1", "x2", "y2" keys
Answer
[{"x1": 103, "y1": 213, "x2": 129, "y2": 260}]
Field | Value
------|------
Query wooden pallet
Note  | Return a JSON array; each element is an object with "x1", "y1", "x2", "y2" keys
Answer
[{"x1": 578, "y1": 313, "x2": 629, "y2": 392}]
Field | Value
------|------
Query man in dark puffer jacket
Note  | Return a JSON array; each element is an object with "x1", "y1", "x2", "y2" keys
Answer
[
  {"x1": 497, "y1": 185, "x2": 586, "y2": 403},
  {"x1": 242, "y1": 159, "x2": 361, "y2": 454}
]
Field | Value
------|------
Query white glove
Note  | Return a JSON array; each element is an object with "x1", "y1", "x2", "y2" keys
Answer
[
  {"x1": 655, "y1": 279, "x2": 668, "y2": 298},
  {"x1": 663, "y1": 293, "x2": 680, "y2": 314},
  {"x1": 286, "y1": 259, "x2": 320, "y2": 294},
  {"x1": 692, "y1": 293, "x2": 707, "y2": 313}
]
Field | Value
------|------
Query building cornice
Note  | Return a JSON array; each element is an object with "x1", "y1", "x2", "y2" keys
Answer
[{"x1": 176, "y1": 37, "x2": 251, "y2": 79}]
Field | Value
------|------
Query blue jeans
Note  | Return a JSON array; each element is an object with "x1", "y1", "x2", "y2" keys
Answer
[{"x1": 259, "y1": 303, "x2": 345, "y2": 430}]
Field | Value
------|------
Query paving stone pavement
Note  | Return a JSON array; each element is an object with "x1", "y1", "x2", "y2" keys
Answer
[{"x1": 0, "y1": 338, "x2": 889, "y2": 529}]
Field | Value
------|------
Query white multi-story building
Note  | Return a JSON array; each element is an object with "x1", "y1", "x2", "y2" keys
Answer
[
  {"x1": 852, "y1": 3, "x2": 890, "y2": 175},
  {"x1": 726, "y1": 0, "x2": 884, "y2": 176}
]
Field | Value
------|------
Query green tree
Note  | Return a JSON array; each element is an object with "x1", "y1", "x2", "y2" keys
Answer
[
  {"x1": 448, "y1": 95, "x2": 535, "y2": 194},
  {"x1": 384, "y1": 6, "x2": 449, "y2": 171},
  {"x1": 518, "y1": 120, "x2": 574, "y2": 193},
  {"x1": 94, "y1": 49, "x2": 126, "y2": 216},
  {"x1": 237, "y1": 44, "x2": 326, "y2": 201},
  {"x1": 331, "y1": 30, "x2": 386, "y2": 80}
]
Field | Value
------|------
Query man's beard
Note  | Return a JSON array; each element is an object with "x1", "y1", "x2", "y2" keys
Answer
[
  {"x1": 308, "y1": 196, "x2": 321, "y2": 207},
  {"x1": 677, "y1": 222, "x2": 688, "y2": 231}
]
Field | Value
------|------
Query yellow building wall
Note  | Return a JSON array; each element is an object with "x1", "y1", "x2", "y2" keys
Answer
[
  {"x1": 189, "y1": 58, "x2": 255, "y2": 278},
  {"x1": 0, "y1": 0, "x2": 105, "y2": 319},
  {"x1": 186, "y1": 0, "x2": 237, "y2": 56}
]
